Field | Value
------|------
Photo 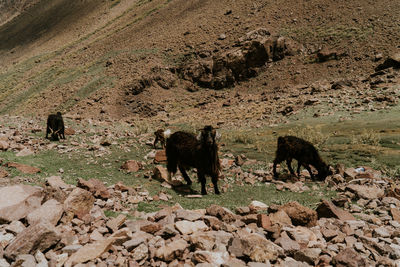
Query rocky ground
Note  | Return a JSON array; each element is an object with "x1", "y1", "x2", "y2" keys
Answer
[
  {"x1": 0, "y1": 114, "x2": 400, "y2": 266},
  {"x1": 1, "y1": 163, "x2": 400, "y2": 266}
]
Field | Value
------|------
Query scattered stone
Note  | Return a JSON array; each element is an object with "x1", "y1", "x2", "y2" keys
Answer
[
  {"x1": 16, "y1": 148, "x2": 34, "y2": 157},
  {"x1": 77, "y1": 178, "x2": 111, "y2": 199},
  {"x1": 106, "y1": 214, "x2": 127, "y2": 232},
  {"x1": 155, "y1": 239, "x2": 189, "y2": 262},
  {"x1": 121, "y1": 160, "x2": 141, "y2": 173},
  {"x1": 6, "y1": 162, "x2": 41, "y2": 174},
  {"x1": 154, "y1": 150, "x2": 167, "y2": 163}
]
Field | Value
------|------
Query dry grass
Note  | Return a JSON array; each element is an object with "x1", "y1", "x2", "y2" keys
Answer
[
  {"x1": 351, "y1": 129, "x2": 381, "y2": 146},
  {"x1": 287, "y1": 125, "x2": 331, "y2": 149}
]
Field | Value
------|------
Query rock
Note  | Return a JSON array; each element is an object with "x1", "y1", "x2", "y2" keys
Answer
[
  {"x1": 332, "y1": 248, "x2": 367, "y2": 267},
  {"x1": 16, "y1": 148, "x2": 34, "y2": 157},
  {"x1": 0, "y1": 141, "x2": 9, "y2": 151},
  {"x1": 5, "y1": 221, "x2": 60, "y2": 260},
  {"x1": 154, "y1": 150, "x2": 167, "y2": 163},
  {"x1": 62, "y1": 244, "x2": 83, "y2": 255},
  {"x1": 176, "y1": 209, "x2": 203, "y2": 221},
  {"x1": 132, "y1": 243, "x2": 148, "y2": 261},
  {"x1": 63, "y1": 188, "x2": 95, "y2": 220},
  {"x1": 155, "y1": 239, "x2": 188, "y2": 262},
  {"x1": 280, "y1": 201, "x2": 317, "y2": 227},
  {"x1": 316, "y1": 200, "x2": 356, "y2": 221},
  {"x1": 26, "y1": 199, "x2": 63, "y2": 226},
  {"x1": 106, "y1": 214, "x2": 127, "y2": 232},
  {"x1": 77, "y1": 178, "x2": 111, "y2": 199},
  {"x1": 269, "y1": 210, "x2": 292, "y2": 226},
  {"x1": 122, "y1": 231, "x2": 150, "y2": 251},
  {"x1": 346, "y1": 184, "x2": 384, "y2": 200},
  {"x1": 293, "y1": 248, "x2": 321, "y2": 265},
  {"x1": 190, "y1": 231, "x2": 233, "y2": 251},
  {"x1": 257, "y1": 214, "x2": 272, "y2": 231},
  {"x1": 275, "y1": 232, "x2": 300, "y2": 254},
  {"x1": 206, "y1": 205, "x2": 237, "y2": 222},
  {"x1": 139, "y1": 221, "x2": 162, "y2": 234},
  {"x1": 65, "y1": 237, "x2": 116, "y2": 267},
  {"x1": 391, "y1": 208, "x2": 400, "y2": 223},
  {"x1": 376, "y1": 52, "x2": 400, "y2": 70},
  {"x1": 120, "y1": 160, "x2": 141, "y2": 173},
  {"x1": 0, "y1": 168, "x2": 8, "y2": 178},
  {"x1": 193, "y1": 250, "x2": 229, "y2": 265},
  {"x1": 0, "y1": 185, "x2": 43, "y2": 223},
  {"x1": 14, "y1": 254, "x2": 36, "y2": 267},
  {"x1": 228, "y1": 233, "x2": 283, "y2": 262},
  {"x1": 6, "y1": 162, "x2": 41, "y2": 174},
  {"x1": 5, "y1": 220, "x2": 26, "y2": 234},
  {"x1": 249, "y1": 201, "x2": 268, "y2": 212},
  {"x1": 64, "y1": 128, "x2": 76, "y2": 135},
  {"x1": 285, "y1": 226, "x2": 317, "y2": 247},
  {"x1": 175, "y1": 220, "x2": 208, "y2": 235},
  {"x1": 317, "y1": 48, "x2": 339, "y2": 62},
  {"x1": 35, "y1": 250, "x2": 48, "y2": 267},
  {"x1": 153, "y1": 165, "x2": 169, "y2": 182},
  {"x1": 46, "y1": 176, "x2": 71, "y2": 190}
]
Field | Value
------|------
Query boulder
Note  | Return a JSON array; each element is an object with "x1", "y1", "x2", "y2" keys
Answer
[
  {"x1": 0, "y1": 185, "x2": 43, "y2": 223},
  {"x1": 376, "y1": 52, "x2": 400, "y2": 70},
  {"x1": 0, "y1": 140, "x2": 9, "y2": 151},
  {"x1": 26, "y1": 199, "x2": 63, "y2": 226},
  {"x1": 5, "y1": 221, "x2": 60, "y2": 260},
  {"x1": 316, "y1": 200, "x2": 355, "y2": 221},
  {"x1": 280, "y1": 201, "x2": 318, "y2": 227},
  {"x1": 228, "y1": 233, "x2": 283, "y2": 262},
  {"x1": 63, "y1": 188, "x2": 95, "y2": 220}
]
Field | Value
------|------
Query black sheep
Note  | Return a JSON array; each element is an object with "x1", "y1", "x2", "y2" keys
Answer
[
  {"x1": 273, "y1": 136, "x2": 331, "y2": 180},
  {"x1": 166, "y1": 126, "x2": 221, "y2": 195},
  {"x1": 46, "y1": 112, "x2": 65, "y2": 141}
]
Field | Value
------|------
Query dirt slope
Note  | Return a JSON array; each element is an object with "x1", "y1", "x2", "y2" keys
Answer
[{"x1": 0, "y1": 0, "x2": 399, "y2": 121}]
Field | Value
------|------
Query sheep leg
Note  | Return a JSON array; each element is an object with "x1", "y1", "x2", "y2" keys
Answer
[
  {"x1": 304, "y1": 164, "x2": 315, "y2": 180},
  {"x1": 211, "y1": 174, "x2": 220, "y2": 195},
  {"x1": 153, "y1": 137, "x2": 159, "y2": 148},
  {"x1": 273, "y1": 157, "x2": 283, "y2": 178},
  {"x1": 286, "y1": 158, "x2": 296, "y2": 175},
  {"x1": 296, "y1": 162, "x2": 302, "y2": 176},
  {"x1": 179, "y1": 166, "x2": 192, "y2": 185},
  {"x1": 197, "y1": 171, "x2": 207, "y2": 195}
]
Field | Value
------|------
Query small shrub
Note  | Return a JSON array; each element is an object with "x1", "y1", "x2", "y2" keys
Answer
[
  {"x1": 351, "y1": 130, "x2": 381, "y2": 146},
  {"x1": 287, "y1": 125, "x2": 330, "y2": 149}
]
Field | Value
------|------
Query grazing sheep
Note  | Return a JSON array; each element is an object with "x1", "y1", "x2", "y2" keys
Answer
[
  {"x1": 166, "y1": 125, "x2": 221, "y2": 195},
  {"x1": 273, "y1": 136, "x2": 331, "y2": 180},
  {"x1": 46, "y1": 112, "x2": 65, "y2": 141},
  {"x1": 153, "y1": 129, "x2": 171, "y2": 149}
]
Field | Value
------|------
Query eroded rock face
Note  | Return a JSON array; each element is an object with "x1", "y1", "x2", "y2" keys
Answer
[
  {"x1": 0, "y1": 185, "x2": 43, "y2": 223},
  {"x1": 178, "y1": 28, "x2": 302, "y2": 89}
]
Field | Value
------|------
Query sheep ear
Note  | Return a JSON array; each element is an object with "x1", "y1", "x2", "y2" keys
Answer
[
  {"x1": 215, "y1": 130, "x2": 221, "y2": 140},
  {"x1": 196, "y1": 132, "x2": 202, "y2": 141}
]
